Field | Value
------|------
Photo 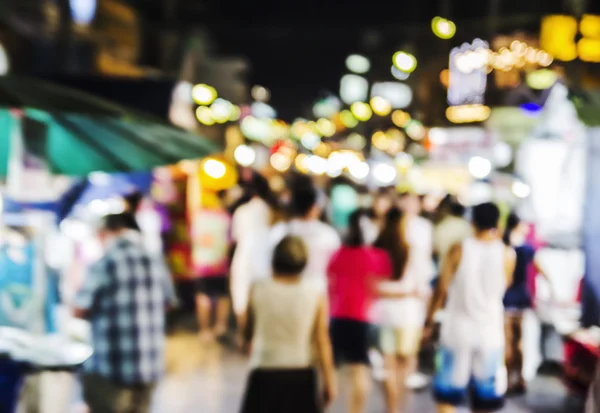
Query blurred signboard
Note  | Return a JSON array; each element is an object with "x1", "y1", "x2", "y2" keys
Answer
[
  {"x1": 447, "y1": 39, "x2": 488, "y2": 106},
  {"x1": 427, "y1": 127, "x2": 496, "y2": 164}
]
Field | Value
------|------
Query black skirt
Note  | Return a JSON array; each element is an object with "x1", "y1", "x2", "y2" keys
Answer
[{"x1": 240, "y1": 368, "x2": 322, "y2": 413}]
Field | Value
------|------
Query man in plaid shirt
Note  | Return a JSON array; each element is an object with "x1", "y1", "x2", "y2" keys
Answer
[{"x1": 74, "y1": 213, "x2": 177, "y2": 413}]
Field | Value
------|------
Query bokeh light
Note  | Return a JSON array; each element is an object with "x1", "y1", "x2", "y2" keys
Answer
[
  {"x1": 392, "y1": 51, "x2": 417, "y2": 73},
  {"x1": 468, "y1": 156, "x2": 492, "y2": 179},
  {"x1": 340, "y1": 110, "x2": 360, "y2": 128},
  {"x1": 350, "y1": 102, "x2": 373, "y2": 121},
  {"x1": 270, "y1": 152, "x2": 291, "y2": 172},
  {"x1": 345, "y1": 54, "x2": 371, "y2": 74},
  {"x1": 392, "y1": 110, "x2": 411, "y2": 127},
  {"x1": 347, "y1": 132, "x2": 366, "y2": 150},
  {"x1": 203, "y1": 159, "x2": 226, "y2": 179},
  {"x1": 372, "y1": 163, "x2": 397, "y2": 185},
  {"x1": 192, "y1": 84, "x2": 217, "y2": 105},
  {"x1": 316, "y1": 118, "x2": 336, "y2": 137},
  {"x1": 391, "y1": 66, "x2": 410, "y2": 80},
  {"x1": 234, "y1": 144, "x2": 256, "y2": 167},
  {"x1": 195, "y1": 106, "x2": 215, "y2": 125},
  {"x1": 431, "y1": 17, "x2": 456, "y2": 39},
  {"x1": 251, "y1": 85, "x2": 270, "y2": 102},
  {"x1": 370, "y1": 96, "x2": 392, "y2": 116}
]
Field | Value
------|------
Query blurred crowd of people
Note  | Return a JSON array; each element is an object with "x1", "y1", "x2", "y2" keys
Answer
[
  {"x1": 188, "y1": 171, "x2": 556, "y2": 413},
  {"x1": 74, "y1": 170, "x2": 562, "y2": 413}
]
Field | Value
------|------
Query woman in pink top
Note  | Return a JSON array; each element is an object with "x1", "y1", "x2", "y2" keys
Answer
[{"x1": 327, "y1": 209, "x2": 391, "y2": 413}]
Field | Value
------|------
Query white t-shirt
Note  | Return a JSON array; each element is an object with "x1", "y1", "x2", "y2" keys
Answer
[
  {"x1": 253, "y1": 219, "x2": 341, "y2": 290},
  {"x1": 372, "y1": 216, "x2": 435, "y2": 328},
  {"x1": 230, "y1": 198, "x2": 272, "y2": 312}
]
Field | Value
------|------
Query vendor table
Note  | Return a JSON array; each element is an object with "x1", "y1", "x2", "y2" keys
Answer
[{"x1": 0, "y1": 327, "x2": 92, "y2": 413}]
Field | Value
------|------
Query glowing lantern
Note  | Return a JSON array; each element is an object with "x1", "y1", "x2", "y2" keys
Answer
[{"x1": 198, "y1": 157, "x2": 237, "y2": 191}]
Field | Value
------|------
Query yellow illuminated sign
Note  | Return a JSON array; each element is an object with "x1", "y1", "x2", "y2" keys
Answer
[
  {"x1": 540, "y1": 15, "x2": 578, "y2": 61},
  {"x1": 446, "y1": 104, "x2": 491, "y2": 124},
  {"x1": 540, "y1": 14, "x2": 600, "y2": 63}
]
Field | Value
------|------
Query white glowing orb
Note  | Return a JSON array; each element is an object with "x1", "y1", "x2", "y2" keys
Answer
[
  {"x1": 234, "y1": 144, "x2": 256, "y2": 167},
  {"x1": 428, "y1": 128, "x2": 448, "y2": 145},
  {"x1": 346, "y1": 54, "x2": 371, "y2": 74},
  {"x1": 468, "y1": 156, "x2": 492, "y2": 179},
  {"x1": 512, "y1": 180, "x2": 531, "y2": 199},
  {"x1": 203, "y1": 159, "x2": 226, "y2": 179},
  {"x1": 393, "y1": 51, "x2": 417, "y2": 73},
  {"x1": 373, "y1": 163, "x2": 397, "y2": 185},
  {"x1": 306, "y1": 155, "x2": 328, "y2": 175},
  {"x1": 349, "y1": 161, "x2": 370, "y2": 180},
  {"x1": 192, "y1": 84, "x2": 217, "y2": 105},
  {"x1": 340, "y1": 74, "x2": 369, "y2": 105},
  {"x1": 326, "y1": 162, "x2": 343, "y2": 177},
  {"x1": 70, "y1": 0, "x2": 97, "y2": 25}
]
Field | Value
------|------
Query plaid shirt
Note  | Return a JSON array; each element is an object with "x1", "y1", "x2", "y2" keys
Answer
[{"x1": 75, "y1": 233, "x2": 177, "y2": 385}]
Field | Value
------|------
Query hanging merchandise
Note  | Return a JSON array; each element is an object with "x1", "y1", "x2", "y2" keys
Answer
[{"x1": 0, "y1": 237, "x2": 37, "y2": 329}]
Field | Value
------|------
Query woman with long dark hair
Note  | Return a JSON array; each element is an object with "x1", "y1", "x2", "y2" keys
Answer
[
  {"x1": 327, "y1": 209, "x2": 392, "y2": 413},
  {"x1": 372, "y1": 207, "x2": 427, "y2": 413}
]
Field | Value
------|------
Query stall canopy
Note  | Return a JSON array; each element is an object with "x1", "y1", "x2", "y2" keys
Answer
[{"x1": 0, "y1": 76, "x2": 218, "y2": 176}]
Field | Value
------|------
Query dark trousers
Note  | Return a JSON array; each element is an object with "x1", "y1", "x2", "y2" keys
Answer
[{"x1": 82, "y1": 375, "x2": 155, "y2": 413}]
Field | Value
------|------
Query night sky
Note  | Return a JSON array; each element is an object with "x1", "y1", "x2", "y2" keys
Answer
[{"x1": 135, "y1": 0, "x2": 599, "y2": 119}]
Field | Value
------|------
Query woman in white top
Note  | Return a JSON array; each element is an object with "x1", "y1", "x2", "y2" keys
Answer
[
  {"x1": 230, "y1": 173, "x2": 277, "y2": 330},
  {"x1": 372, "y1": 207, "x2": 426, "y2": 413},
  {"x1": 240, "y1": 236, "x2": 336, "y2": 413}
]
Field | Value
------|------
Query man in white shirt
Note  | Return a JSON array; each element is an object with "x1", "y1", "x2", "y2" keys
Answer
[{"x1": 254, "y1": 183, "x2": 340, "y2": 291}]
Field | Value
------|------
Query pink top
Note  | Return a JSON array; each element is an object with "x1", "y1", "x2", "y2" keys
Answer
[{"x1": 327, "y1": 246, "x2": 391, "y2": 322}]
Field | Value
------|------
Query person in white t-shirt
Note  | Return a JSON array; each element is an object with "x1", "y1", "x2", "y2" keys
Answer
[
  {"x1": 230, "y1": 173, "x2": 278, "y2": 330},
  {"x1": 398, "y1": 193, "x2": 435, "y2": 390},
  {"x1": 254, "y1": 182, "x2": 341, "y2": 292}
]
